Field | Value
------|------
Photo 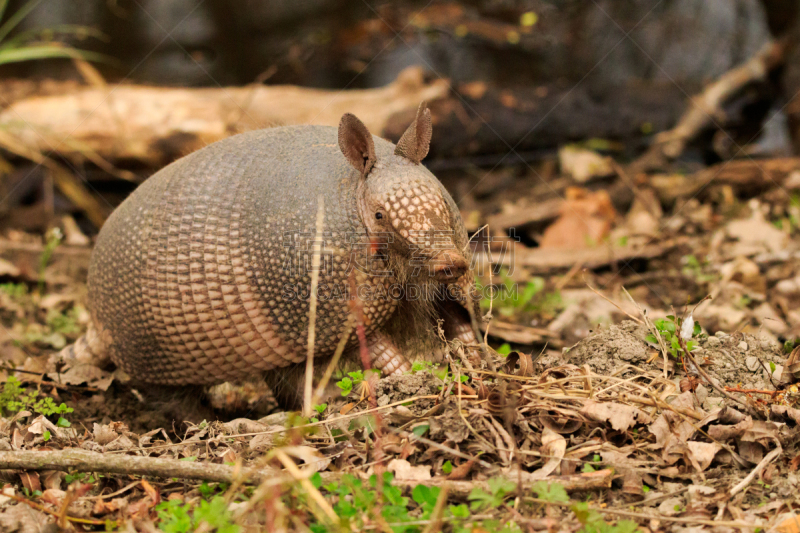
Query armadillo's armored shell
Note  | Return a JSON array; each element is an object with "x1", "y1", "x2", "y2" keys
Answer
[{"x1": 89, "y1": 126, "x2": 401, "y2": 385}]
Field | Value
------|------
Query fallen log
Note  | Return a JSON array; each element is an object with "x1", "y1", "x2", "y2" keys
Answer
[{"x1": 0, "y1": 67, "x2": 448, "y2": 167}]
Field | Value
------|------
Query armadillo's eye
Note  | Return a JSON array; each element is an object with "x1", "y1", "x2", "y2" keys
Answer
[{"x1": 375, "y1": 212, "x2": 383, "y2": 220}]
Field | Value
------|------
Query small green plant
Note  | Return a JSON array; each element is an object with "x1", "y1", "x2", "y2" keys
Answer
[
  {"x1": 0, "y1": 1, "x2": 106, "y2": 67},
  {"x1": 645, "y1": 315, "x2": 701, "y2": 359},
  {"x1": 468, "y1": 477, "x2": 517, "y2": 511},
  {"x1": 0, "y1": 375, "x2": 73, "y2": 418},
  {"x1": 442, "y1": 460, "x2": 453, "y2": 474},
  {"x1": 156, "y1": 496, "x2": 240, "y2": 533},
  {"x1": 496, "y1": 343, "x2": 512, "y2": 356},
  {"x1": 681, "y1": 255, "x2": 716, "y2": 284},
  {"x1": 532, "y1": 481, "x2": 569, "y2": 504},
  {"x1": 411, "y1": 360, "x2": 436, "y2": 373},
  {"x1": 479, "y1": 272, "x2": 562, "y2": 318},
  {"x1": 336, "y1": 370, "x2": 365, "y2": 397},
  {"x1": 311, "y1": 472, "x2": 481, "y2": 533},
  {"x1": 0, "y1": 282, "x2": 28, "y2": 301},
  {"x1": 46, "y1": 307, "x2": 81, "y2": 335},
  {"x1": 65, "y1": 472, "x2": 98, "y2": 484}
]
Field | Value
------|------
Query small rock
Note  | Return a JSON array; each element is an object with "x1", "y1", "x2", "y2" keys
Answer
[
  {"x1": 695, "y1": 384, "x2": 708, "y2": 404},
  {"x1": 706, "y1": 337, "x2": 721, "y2": 348},
  {"x1": 738, "y1": 341, "x2": 749, "y2": 352},
  {"x1": 768, "y1": 364, "x2": 783, "y2": 382},
  {"x1": 704, "y1": 396, "x2": 725, "y2": 410},
  {"x1": 745, "y1": 356, "x2": 760, "y2": 371},
  {"x1": 715, "y1": 331, "x2": 729, "y2": 339}
]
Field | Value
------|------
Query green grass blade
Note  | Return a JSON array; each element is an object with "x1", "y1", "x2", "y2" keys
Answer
[
  {"x1": 0, "y1": 0, "x2": 45, "y2": 44},
  {"x1": 0, "y1": 0, "x2": 9, "y2": 25},
  {"x1": 0, "y1": 44, "x2": 107, "y2": 66},
  {"x1": 0, "y1": 24, "x2": 107, "y2": 50}
]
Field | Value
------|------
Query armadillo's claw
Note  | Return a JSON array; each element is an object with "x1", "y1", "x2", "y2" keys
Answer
[{"x1": 367, "y1": 333, "x2": 411, "y2": 376}]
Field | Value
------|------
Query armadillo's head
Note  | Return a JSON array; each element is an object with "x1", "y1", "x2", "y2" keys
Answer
[{"x1": 338, "y1": 103, "x2": 468, "y2": 283}]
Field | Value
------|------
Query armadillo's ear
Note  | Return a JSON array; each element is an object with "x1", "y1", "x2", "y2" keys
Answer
[
  {"x1": 394, "y1": 102, "x2": 432, "y2": 164},
  {"x1": 338, "y1": 113, "x2": 376, "y2": 176}
]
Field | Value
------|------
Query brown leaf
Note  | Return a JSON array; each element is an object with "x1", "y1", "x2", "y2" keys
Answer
[
  {"x1": 528, "y1": 428, "x2": 566, "y2": 479},
  {"x1": 40, "y1": 471, "x2": 62, "y2": 491},
  {"x1": 446, "y1": 459, "x2": 476, "y2": 481},
  {"x1": 19, "y1": 472, "x2": 40, "y2": 493},
  {"x1": 539, "y1": 188, "x2": 617, "y2": 249},
  {"x1": 686, "y1": 441, "x2": 722, "y2": 472},
  {"x1": 141, "y1": 479, "x2": 160, "y2": 508},
  {"x1": 580, "y1": 400, "x2": 653, "y2": 432}
]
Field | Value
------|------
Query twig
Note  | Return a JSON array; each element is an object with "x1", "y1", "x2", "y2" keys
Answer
[
  {"x1": 303, "y1": 196, "x2": 325, "y2": 417},
  {"x1": 312, "y1": 321, "x2": 354, "y2": 407},
  {"x1": 585, "y1": 280, "x2": 642, "y2": 324},
  {"x1": 729, "y1": 444, "x2": 783, "y2": 496},
  {"x1": 272, "y1": 449, "x2": 338, "y2": 523}
]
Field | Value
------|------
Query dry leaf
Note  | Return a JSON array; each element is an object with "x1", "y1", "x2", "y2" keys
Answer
[
  {"x1": 686, "y1": 441, "x2": 722, "y2": 472},
  {"x1": 539, "y1": 188, "x2": 617, "y2": 249},
  {"x1": 580, "y1": 400, "x2": 653, "y2": 431},
  {"x1": 726, "y1": 204, "x2": 788, "y2": 254},
  {"x1": 528, "y1": 427, "x2": 566, "y2": 479},
  {"x1": 387, "y1": 459, "x2": 432, "y2": 481}
]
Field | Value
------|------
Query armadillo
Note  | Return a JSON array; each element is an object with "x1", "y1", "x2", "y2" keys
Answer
[{"x1": 62, "y1": 103, "x2": 478, "y2": 409}]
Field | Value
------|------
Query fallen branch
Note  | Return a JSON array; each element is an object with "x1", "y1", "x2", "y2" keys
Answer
[
  {"x1": 0, "y1": 449, "x2": 280, "y2": 485},
  {"x1": 0, "y1": 67, "x2": 448, "y2": 167},
  {"x1": 0, "y1": 449, "x2": 610, "y2": 494},
  {"x1": 729, "y1": 444, "x2": 783, "y2": 496}
]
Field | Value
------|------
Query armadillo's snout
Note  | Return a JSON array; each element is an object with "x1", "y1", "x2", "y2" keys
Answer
[{"x1": 431, "y1": 250, "x2": 468, "y2": 282}]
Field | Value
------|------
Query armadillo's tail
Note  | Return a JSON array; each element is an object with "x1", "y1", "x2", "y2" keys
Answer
[{"x1": 57, "y1": 322, "x2": 112, "y2": 367}]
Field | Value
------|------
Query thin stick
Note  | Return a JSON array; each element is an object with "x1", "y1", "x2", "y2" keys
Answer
[
  {"x1": 272, "y1": 449, "x2": 338, "y2": 523},
  {"x1": 304, "y1": 196, "x2": 325, "y2": 417},
  {"x1": 729, "y1": 444, "x2": 783, "y2": 496}
]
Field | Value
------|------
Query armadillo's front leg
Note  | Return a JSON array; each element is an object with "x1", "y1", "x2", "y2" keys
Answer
[
  {"x1": 367, "y1": 332, "x2": 411, "y2": 376},
  {"x1": 439, "y1": 297, "x2": 479, "y2": 344}
]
